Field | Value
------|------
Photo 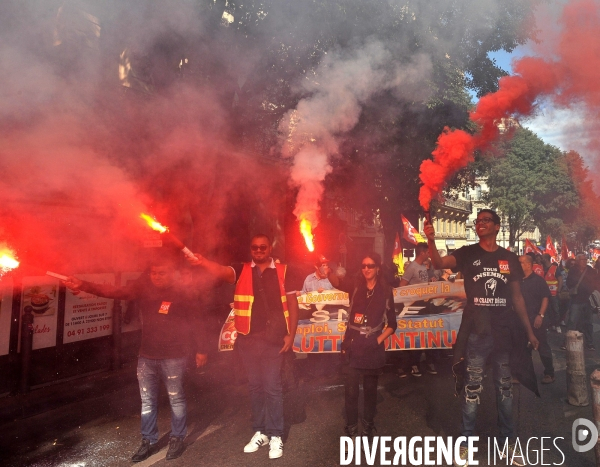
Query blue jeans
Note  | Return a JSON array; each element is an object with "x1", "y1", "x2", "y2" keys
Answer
[
  {"x1": 567, "y1": 302, "x2": 593, "y2": 346},
  {"x1": 461, "y1": 333, "x2": 513, "y2": 443},
  {"x1": 237, "y1": 334, "x2": 284, "y2": 437},
  {"x1": 137, "y1": 356, "x2": 188, "y2": 443}
]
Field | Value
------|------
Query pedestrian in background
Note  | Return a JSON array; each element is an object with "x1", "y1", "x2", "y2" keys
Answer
[
  {"x1": 562, "y1": 253, "x2": 599, "y2": 351},
  {"x1": 519, "y1": 255, "x2": 555, "y2": 384}
]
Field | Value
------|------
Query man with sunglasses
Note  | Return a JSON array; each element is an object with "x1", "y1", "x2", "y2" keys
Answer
[
  {"x1": 425, "y1": 209, "x2": 539, "y2": 466},
  {"x1": 187, "y1": 234, "x2": 299, "y2": 460}
]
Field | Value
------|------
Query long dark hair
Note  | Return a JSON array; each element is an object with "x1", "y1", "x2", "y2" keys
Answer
[{"x1": 355, "y1": 252, "x2": 382, "y2": 286}]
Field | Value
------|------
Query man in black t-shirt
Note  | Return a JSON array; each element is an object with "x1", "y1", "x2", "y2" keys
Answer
[
  {"x1": 64, "y1": 257, "x2": 208, "y2": 462},
  {"x1": 519, "y1": 254, "x2": 554, "y2": 383},
  {"x1": 187, "y1": 234, "x2": 299, "y2": 460},
  {"x1": 426, "y1": 209, "x2": 538, "y2": 465}
]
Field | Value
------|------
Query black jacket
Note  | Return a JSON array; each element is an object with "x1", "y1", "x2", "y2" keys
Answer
[{"x1": 342, "y1": 281, "x2": 397, "y2": 370}]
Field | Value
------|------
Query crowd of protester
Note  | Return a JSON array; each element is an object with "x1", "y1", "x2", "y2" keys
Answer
[{"x1": 62, "y1": 217, "x2": 600, "y2": 464}]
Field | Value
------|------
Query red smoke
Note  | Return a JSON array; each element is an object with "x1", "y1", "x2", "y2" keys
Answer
[{"x1": 419, "y1": 0, "x2": 600, "y2": 210}]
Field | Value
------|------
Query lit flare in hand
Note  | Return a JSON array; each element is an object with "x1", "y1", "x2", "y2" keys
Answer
[
  {"x1": 140, "y1": 213, "x2": 168, "y2": 233},
  {"x1": 140, "y1": 213, "x2": 196, "y2": 260},
  {"x1": 0, "y1": 247, "x2": 19, "y2": 276},
  {"x1": 300, "y1": 219, "x2": 315, "y2": 252}
]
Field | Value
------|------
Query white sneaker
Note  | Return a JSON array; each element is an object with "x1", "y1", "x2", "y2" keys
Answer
[
  {"x1": 453, "y1": 445, "x2": 469, "y2": 466},
  {"x1": 243, "y1": 431, "x2": 269, "y2": 453},
  {"x1": 268, "y1": 436, "x2": 283, "y2": 459}
]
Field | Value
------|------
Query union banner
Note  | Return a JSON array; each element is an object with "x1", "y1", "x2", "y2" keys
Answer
[{"x1": 218, "y1": 281, "x2": 466, "y2": 352}]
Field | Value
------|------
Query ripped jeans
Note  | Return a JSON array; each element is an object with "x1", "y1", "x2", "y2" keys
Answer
[
  {"x1": 137, "y1": 356, "x2": 187, "y2": 443},
  {"x1": 461, "y1": 333, "x2": 513, "y2": 443}
]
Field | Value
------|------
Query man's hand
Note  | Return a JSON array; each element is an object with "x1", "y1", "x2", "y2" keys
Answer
[
  {"x1": 64, "y1": 276, "x2": 83, "y2": 291},
  {"x1": 280, "y1": 334, "x2": 294, "y2": 353},
  {"x1": 187, "y1": 253, "x2": 205, "y2": 267},
  {"x1": 196, "y1": 353, "x2": 208, "y2": 368},
  {"x1": 533, "y1": 315, "x2": 543, "y2": 329},
  {"x1": 529, "y1": 334, "x2": 540, "y2": 350},
  {"x1": 423, "y1": 220, "x2": 436, "y2": 242}
]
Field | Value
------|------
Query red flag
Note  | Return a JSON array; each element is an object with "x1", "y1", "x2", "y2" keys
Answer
[
  {"x1": 561, "y1": 235, "x2": 569, "y2": 261},
  {"x1": 401, "y1": 215, "x2": 425, "y2": 245},
  {"x1": 525, "y1": 238, "x2": 542, "y2": 255},
  {"x1": 546, "y1": 236, "x2": 558, "y2": 259},
  {"x1": 392, "y1": 232, "x2": 404, "y2": 276}
]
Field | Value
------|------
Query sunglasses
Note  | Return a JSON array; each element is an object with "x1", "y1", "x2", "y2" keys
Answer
[
  {"x1": 361, "y1": 263, "x2": 376, "y2": 269},
  {"x1": 251, "y1": 245, "x2": 268, "y2": 252}
]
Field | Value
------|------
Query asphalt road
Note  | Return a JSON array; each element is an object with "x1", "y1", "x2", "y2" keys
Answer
[{"x1": 1, "y1": 338, "x2": 599, "y2": 467}]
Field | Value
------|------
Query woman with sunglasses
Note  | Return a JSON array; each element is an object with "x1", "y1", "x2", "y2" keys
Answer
[{"x1": 341, "y1": 252, "x2": 397, "y2": 439}]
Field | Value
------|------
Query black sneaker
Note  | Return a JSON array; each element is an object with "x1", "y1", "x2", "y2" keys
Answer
[
  {"x1": 132, "y1": 439, "x2": 159, "y2": 462},
  {"x1": 166, "y1": 437, "x2": 185, "y2": 460}
]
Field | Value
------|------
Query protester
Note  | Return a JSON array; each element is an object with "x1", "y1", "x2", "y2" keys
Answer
[
  {"x1": 64, "y1": 256, "x2": 208, "y2": 462},
  {"x1": 519, "y1": 255, "x2": 555, "y2": 383},
  {"x1": 341, "y1": 253, "x2": 397, "y2": 440},
  {"x1": 399, "y1": 242, "x2": 438, "y2": 377},
  {"x1": 562, "y1": 253, "x2": 599, "y2": 351},
  {"x1": 187, "y1": 234, "x2": 299, "y2": 460},
  {"x1": 301, "y1": 254, "x2": 341, "y2": 380},
  {"x1": 301, "y1": 254, "x2": 339, "y2": 293},
  {"x1": 541, "y1": 253, "x2": 560, "y2": 332},
  {"x1": 557, "y1": 258, "x2": 575, "y2": 326},
  {"x1": 426, "y1": 209, "x2": 539, "y2": 466}
]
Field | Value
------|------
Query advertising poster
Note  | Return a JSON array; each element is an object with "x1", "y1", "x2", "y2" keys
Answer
[
  {"x1": 218, "y1": 281, "x2": 466, "y2": 352},
  {"x1": 121, "y1": 272, "x2": 142, "y2": 333},
  {"x1": 0, "y1": 277, "x2": 13, "y2": 356},
  {"x1": 63, "y1": 274, "x2": 115, "y2": 344},
  {"x1": 21, "y1": 276, "x2": 60, "y2": 350}
]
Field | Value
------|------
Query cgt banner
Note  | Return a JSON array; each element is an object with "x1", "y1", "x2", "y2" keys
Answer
[{"x1": 219, "y1": 280, "x2": 466, "y2": 352}]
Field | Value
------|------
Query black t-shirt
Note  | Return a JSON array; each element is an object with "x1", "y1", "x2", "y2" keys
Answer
[
  {"x1": 231, "y1": 261, "x2": 299, "y2": 334},
  {"x1": 452, "y1": 244, "x2": 523, "y2": 317},
  {"x1": 520, "y1": 272, "x2": 551, "y2": 320},
  {"x1": 80, "y1": 274, "x2": 207, "y2": 360}
]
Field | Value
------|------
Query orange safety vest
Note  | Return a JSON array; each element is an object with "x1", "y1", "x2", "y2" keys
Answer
[
  {"x1": 544, "y1": 263, "x2": 558, "y2": 296},
  {"x1": 233, "y1": 262, "x2": 290, "y2": 335}
]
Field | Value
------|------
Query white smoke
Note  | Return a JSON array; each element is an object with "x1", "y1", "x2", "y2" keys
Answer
[{"x1": 280, "y1": 38, "x2": 433, "y2": 229}]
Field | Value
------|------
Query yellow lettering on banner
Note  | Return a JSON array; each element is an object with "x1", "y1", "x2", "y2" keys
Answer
[
  {"x1": 337, "y1": 322, "x2": 347, "y2": 332},
  {"x1": 442, "y1": 283, "x2": 450, "y2": 293},
  {"x1": 397, "y1": 318, "x2": 445, "y2": 329}
]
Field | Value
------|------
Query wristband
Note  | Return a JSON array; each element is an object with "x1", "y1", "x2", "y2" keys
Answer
[{"x1": 538, "y1": 314, "x2": 544, "y2": 318}]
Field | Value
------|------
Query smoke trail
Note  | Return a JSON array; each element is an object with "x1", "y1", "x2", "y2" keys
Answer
[
  {"x1": 419, "y1": 0, "x2": 600, "y2": 209},
  {"x1": 280, "y1": 39, "x2": 431, "y2": 240}
]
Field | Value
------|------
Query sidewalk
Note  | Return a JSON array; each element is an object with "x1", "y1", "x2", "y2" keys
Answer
[{"x1": 0, "y1": 362, "x2": 138, "y2": 424}]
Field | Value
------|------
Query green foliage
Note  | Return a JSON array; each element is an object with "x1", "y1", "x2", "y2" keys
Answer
[{"x1": 484, "y1": 127, "x2": 585, "y2": 247}]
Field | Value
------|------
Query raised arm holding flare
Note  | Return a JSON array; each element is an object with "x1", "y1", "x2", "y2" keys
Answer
[
  {"x1": 64, "y1": 256, "x2": 209, "y2": 463},
  {"x1": 187, "y1": 234, "x2": 299, "y2": 460}
]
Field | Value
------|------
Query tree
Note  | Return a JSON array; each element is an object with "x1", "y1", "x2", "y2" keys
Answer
[{"x1": 484, "y1": 128, "x2": 582, "y2": 248}]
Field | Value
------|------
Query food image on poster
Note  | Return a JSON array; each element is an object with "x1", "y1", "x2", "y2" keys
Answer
[
  {"x1": 63, "y1": 274, "x2": 114, "y2": 344},
  {"x1": 21, "y1": 276, "x2": 60, "y2": 350}
]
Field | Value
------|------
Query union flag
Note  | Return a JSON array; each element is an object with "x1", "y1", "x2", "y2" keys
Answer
[
  {"x1": 401, "y1": 214, "x2": 425, "y2": 245},
  {"x1": 524, "y1": 238, "x2": 542, "y2": 255},
  {"x1": 392, "y1": 232, "x2": 404, "y2": 276},
  {"x1": 546, "y1": 236, "x2": 558, "y2": 261}
]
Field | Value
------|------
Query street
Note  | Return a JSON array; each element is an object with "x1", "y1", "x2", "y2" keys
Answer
[{"x1": 1, "y1": 333, "x2": 599, "y2": 467}]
